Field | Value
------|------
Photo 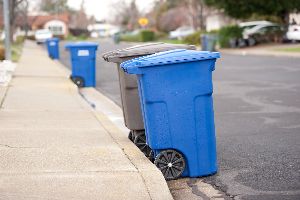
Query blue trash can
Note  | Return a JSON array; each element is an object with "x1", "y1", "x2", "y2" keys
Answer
[
  {"x1": 121, "y1": 49, "x2": 220, "y2": 180},
  {"x1": 65, "y1": 42, "x2": 98, "y2": 87},
  {"x1": 46, "y1": 37, "x2": 60, "y2": 59}
]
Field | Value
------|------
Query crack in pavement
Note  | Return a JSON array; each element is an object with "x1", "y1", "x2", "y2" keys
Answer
[{"x1": 187, "y1": 178, "x2": 211, "y2": 200}]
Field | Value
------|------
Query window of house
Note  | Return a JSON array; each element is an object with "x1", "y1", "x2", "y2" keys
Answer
[{"x1": 48, "y1": 26, "x2": 63, "y2": 35}]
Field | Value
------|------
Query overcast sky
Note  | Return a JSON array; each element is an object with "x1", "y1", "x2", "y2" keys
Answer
[{"x1": 67, "y1": 0, "x2": 156, "y2": 21}]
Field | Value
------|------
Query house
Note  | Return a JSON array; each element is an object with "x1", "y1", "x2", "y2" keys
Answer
[
  {"x1": 206, "y1": 9, "x2": 238, "y2": 31},
  {"x1": 290, "y1": 13, "x2": 300, "y2": 24},
  {"x1": 28, "y1": 14, "x2": 70, "y2": 38},
  {"x1": 0, "y1": 13, "x2": 70, "y2": 39}
]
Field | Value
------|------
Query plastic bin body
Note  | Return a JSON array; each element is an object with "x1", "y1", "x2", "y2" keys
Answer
[
  {"x1": 65, "y1": 42, "x2": 98, "y2": 87},
  {"x1": 117, "y1": 62, "x2": 144, "y2": 130},
  {"x1": 121, "y1": 50, "x2": 220, "y2": 177},
  {"x1": 102, "y1": 43, "x2": 196, "y2": 131},
  {"x1": 46, "y1": 38, "x2": 60, "y2": 59}
]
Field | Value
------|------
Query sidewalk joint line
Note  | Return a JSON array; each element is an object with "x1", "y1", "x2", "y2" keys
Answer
[{"x1": 0, "y1": 85, "x2": 9, "y2": 108}]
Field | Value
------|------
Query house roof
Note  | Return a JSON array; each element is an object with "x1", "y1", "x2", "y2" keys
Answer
[
  {"x1": 29, "y1": 14, "x2": 69, "y2": 28},
  {"x1": 0, "y1": 13, "x2": 69, "y2": 28}
]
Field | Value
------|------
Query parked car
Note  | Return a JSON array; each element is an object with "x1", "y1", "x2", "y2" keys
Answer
[
  {"x1": 286, "y1": 25, "x2": 300, "y2": 42},
  {"x1": 90, "y1": 31, "x2": 99, "y2": 38},
  {"x1": 239, "y1": 21, "x2": 273, "y2": 31},
  {"x1": 242, "y1": 24, "x2": 284, "y2": 46},
  {"x1": 35, "y1": 29, "x2": 53, "y2": 44},
  {"x1": 169, "y1": 26, "x2": 195, "y2": 39}
]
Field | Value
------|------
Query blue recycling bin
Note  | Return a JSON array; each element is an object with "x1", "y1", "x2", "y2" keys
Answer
[
  {"x1": 121, "y1": 49, "x2": 220, "y2": 180},
  {"x1": 65, "y1": 42, "x2": 98, "y2": 87},
  {"x1": 46, "y1": 37, "x2": 60, "y2": 59}
]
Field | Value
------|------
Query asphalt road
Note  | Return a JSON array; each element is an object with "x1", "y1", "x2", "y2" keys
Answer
[{"x1": 59, "y1": 39, "x2": 300, "y2": 200}]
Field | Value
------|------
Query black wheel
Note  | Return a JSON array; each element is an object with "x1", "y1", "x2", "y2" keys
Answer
[
  {"x1": 148, "y1": 150, "x2": 154, "y2": 162},
  {"x1": 154, "y1": 149, "x2": 186, "y2": 180},
  {"x1": 133, "y1": 133, "x2": 152, "y2": 158},
  {"x1": 72, "y1": 76, "x2": 84, "y2": 87},
  {"x1": 128, "y1": 131, "x2": 134, "y2": 142}
]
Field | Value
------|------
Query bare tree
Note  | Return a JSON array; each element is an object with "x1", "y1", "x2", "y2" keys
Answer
[
  {"x1": 16, "y1": 0, "x2": 29, "y2": 36},
  {"x1": 39, "y1": 0, "x2": 70, "y2": 14},
  {"x1": 149, "y1": 0, "x2": 208, "y2": 32},
  {"x1": 69, "y1": 0, "x2": 89, "y2": 29},
  {"x1": 184, "y1": 0, "x2": 206, "y2": 30},
  {"x1": 110, "y1": 0, "x2": 140, "y2": 30},
  {"x1": 157, "y1": 7, "x2": 189, "y2": 32},
  {"x1": 0, "y1": 0, "x2": 29, "y2": 41}
]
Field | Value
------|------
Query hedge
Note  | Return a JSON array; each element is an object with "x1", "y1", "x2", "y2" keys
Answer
[{"x1": 218, "y1": 25, "x2": 243, "y2": 48}]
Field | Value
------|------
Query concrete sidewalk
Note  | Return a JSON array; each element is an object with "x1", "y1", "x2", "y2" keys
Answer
[{"x1": 0, "y1": 41, "x2": 173, "y2": 200}]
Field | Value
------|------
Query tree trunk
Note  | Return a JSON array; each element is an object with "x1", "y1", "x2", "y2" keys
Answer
[
  {"x1": 279, "y1": 9, "x2": 289, "y2": 25},
  {"x1": 199, "y1": 0, "x2": 205, "y2": 30}
]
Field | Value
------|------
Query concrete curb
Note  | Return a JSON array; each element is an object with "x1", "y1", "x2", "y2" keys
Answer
[
  {"x1": 79, "y1": 88, "x2": 174, "y2": 200},
  {"x1": 219, "y1": 48, "x2": 300, "y2": 58}
]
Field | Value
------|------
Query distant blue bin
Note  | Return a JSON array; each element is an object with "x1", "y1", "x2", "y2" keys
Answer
[
  {"x1": 201, "y1": 34, "x2": 217, "y2": 51},
  {"x1": 65, "y1": 42, "x2": 98, "y2": 87},
  {"x1": 46, "y1": 37, "x2": 60, "y2": 59},
  {"x1": 121, "y1": 49, "x2": 220, "y2": 180}
]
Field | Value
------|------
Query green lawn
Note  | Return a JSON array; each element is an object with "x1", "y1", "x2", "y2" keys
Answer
[
  {"x1": 275, "y1": 47, "x2": 300, "y2": 53},
  {"x1": 11, "y1": 42, "x2": 24, "y2": 62},
  {"x1": 157, "y1": 39, "x2": 186, "y2": 44},
  {"x1": 66, "y1": 34, "x2": 89, "y2": 41},
  {"x1": 0, "y1": 40, "x2": 24, "y2": 62}
]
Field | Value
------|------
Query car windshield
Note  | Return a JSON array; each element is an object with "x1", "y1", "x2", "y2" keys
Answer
[
  {"x1": 178, "y1": 27, "x2": 191, "y2": 31},
  {"x1": 248, "y1": 24, "x2": 275, "y2": 32},
  {"x1": 241, "y1": 25, "x2": 257, "y2": 30}
]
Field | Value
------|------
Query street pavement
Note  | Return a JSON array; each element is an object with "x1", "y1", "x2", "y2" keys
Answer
[{"x1": 59, "y1": 39, "x2": 300, "y2": 200}]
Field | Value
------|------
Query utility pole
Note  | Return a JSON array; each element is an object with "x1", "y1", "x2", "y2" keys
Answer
[{"x1": 3, "y1": 0, "x2": 11, "y2": 60}]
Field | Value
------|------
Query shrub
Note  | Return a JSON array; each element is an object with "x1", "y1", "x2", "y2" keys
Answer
[
  {"x1": 66, "y1": 34, "x2": 88, "y2": 41},
  {"x1": 155, "y1": 31, "x2": 168, "y2": 40},
  {"x1": 0, "y1": 46, "x2": 5, "y2": 60},
  {"x1": 77, "y1": 34, "x2": 88, "y2": 40},
  {"x1": 119, "y1": 30, "x2": 155, "y2": 42},
  {"x1": 159, "y1": 39, "x2": 186, "y2": 44},
  {"x1": 53, "y1": 35, "x2": 65, "y2": 40},
  {"x1": 66, "y1": 34, "x2": 75, "y2": 40},
  {"x1": 120, "y1": 34, "x2": 141, "y2": 42},
  {"x1": 15, "y1": 36, "x2": 25, "y2": 44},
  {"x1": 182, "y1": 31, "x2": 203, "y2": 45},
  {"x1": 208, "y1": 29, "x2": 219, "y2": 34},
  {"x1": 218, "y1": 25, "x2": 243, "y2": 48},
  {"x1": 140, "y1": 30, "x2": 155, "y2": 42},
  {"x1": 26, "y1": 35, "x2": 35, "y2": 40}
]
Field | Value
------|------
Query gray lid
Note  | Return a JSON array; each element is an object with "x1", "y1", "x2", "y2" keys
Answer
[{"x1": 102, "y1": 42, "x2": 196, "y2": 63}]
